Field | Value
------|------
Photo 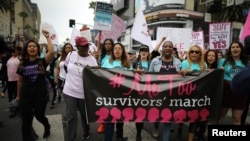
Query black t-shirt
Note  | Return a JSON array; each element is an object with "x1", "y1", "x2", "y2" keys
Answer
[
  {"x1": 160, "y1": 61, "x2": 178, "y2": 74},
  {"x1": 17, "y1": 58, "x2": 48, "y2": 98}
]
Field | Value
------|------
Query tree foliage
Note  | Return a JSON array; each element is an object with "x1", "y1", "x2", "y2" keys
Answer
[{"x1": 0, "y1": 0, "x2": 12, "y2": 13}]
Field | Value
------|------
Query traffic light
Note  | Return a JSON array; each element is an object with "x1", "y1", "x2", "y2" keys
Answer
[{"x1": 69, "y1": 19, "x2": 75, "y2": 27}]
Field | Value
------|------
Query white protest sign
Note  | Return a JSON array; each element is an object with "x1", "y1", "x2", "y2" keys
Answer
[
  {"x1": 191, "y1": 31, "x2": 204, "y2": 49},
  {"x1": 80, "y1": 29, "x2": 92, "y2": 42},
  {"x1": 39, "y1": 22, "x2": 59, "y2": 45},
  {"x1": 156, "y1": 27, "x2": 192, "y2": 51},
  {"x1": 209, "y1": 22, "x2": 231, "y2": 50}
]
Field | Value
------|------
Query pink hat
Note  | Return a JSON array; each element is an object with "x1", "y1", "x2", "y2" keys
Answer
[{"x1": 75, "y1": 36, "x2": 89, "y2": 47}]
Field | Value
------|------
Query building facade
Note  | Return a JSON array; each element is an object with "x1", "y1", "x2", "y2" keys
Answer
[
  {"x1": 0, "y1": 0, "x2": 41, "y2": 42},
  {"x1": 111, "y1": 0, "x2": 248, "y2": 51}
]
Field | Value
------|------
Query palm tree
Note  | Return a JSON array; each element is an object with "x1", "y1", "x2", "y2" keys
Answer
[
  {"x1": 0, "y1": 0, "x2": 11, "y2": 13},
  {"x1": 23, "y1": 24, "x2": 31, "y2": 38},
  {"x1": 18, "y1": 11, "x2": 28, "y2": 25},
  {"x1": 31, "y1": 28, "x2": 39, "y2": 39},
  {"x1": 89, "y1": 1, "x2": 96, "y2": 9}
]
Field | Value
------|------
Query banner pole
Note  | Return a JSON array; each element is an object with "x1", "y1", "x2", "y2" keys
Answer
[{"x1": 97, "y1": 30, "x2": 102, "y2": 53}]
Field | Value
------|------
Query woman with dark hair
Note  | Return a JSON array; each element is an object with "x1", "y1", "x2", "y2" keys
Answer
[
  {"x1": 204, "y1": 50, "x2": 218, "y2": 69},
  {"x1": 132, "y1": 45, "x2": 151, "y2": 141},
  {"x1": 149, "y1": 40, "x2": 182, "y2": 141},
  {"x1": 217, "y1": 41, "x2": 249, "y2": 125},
  {"x1": 97, "y1": 38, "x2": 114, "y2": 134},
  {"x1": 192, "y1": 49, "x2": 218, "y2": 140},
  {"x1": 102, "y1": 42, "x2": 132, "y2": 141},
  {"x1": 54, "y1": 43, "x2": 73, "y2": 103},
  {"x1": 99, "y1": 38, "x2": 114, "y2": 66},
  {"x1": 16, "y1": 30, "x2": 54, "y2": 141}
]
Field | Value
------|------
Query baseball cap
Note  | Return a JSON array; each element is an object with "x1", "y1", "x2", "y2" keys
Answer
[
  {"x1": 139, "y1": 45, "x2": 149, "y2": 52},
  {"x1": 75, "y1": 36, "x2": 89, "y2": 47},
  {"x1": 128, "y1": 50, "x2": 136, "y2": 54}
]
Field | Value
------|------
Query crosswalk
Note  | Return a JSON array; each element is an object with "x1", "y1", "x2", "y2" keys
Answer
[
  {"x1": 33, "y1": 115, "x2": 64, "y2": 141},
  {"x1": 32, "y1": 108, "x2": 250, "y2": 141}
]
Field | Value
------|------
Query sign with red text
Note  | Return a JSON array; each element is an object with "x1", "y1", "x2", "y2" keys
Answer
[
  {"x1": 83, "y1": 68, "x2": 224, "y2": 123},
  {"x1": 191, "y1": 31, "x2": 204, "y2": 49},
  {"x1": 156, "y1": 27, "x2": 192, "y2": 52},
  {"x1": 209, "y1": 22, "x2": 231, "y2": 50}
]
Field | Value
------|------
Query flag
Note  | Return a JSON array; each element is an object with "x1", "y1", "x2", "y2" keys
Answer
[
  {"x1": 131, "y1": 7, "x2": 153, "y2": 52},
  {"x1": 240, "y1": 9, "x2": 250, "y2": 40}
]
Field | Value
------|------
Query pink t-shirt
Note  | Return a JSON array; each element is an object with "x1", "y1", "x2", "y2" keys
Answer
[{"x1": 7, "y1": 56, "x2": 20, "y2": 81}]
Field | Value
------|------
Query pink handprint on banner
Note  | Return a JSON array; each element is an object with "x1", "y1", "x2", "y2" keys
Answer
[
  {"x1": 135, "y1": 107, "x2": 147, "y2": 123},
  {"x1": 199, "y1": 108, "x2": 209, "y2": 121},
  {"x1": 122, "y1": 108, "x2": 134, "y2": 122},
  {"x1": 95, "y1": 107, "x2": 109, "y2": 123},
  {"x1": 148, "y1": 107, "x2": 159, "y2": 122},
  {"x1": 187, "y1": 110, "x2": 199, "y2": 122},
  {"x1": 173, "y1": 109, "x2": 186, "y2": 123},
  {"x1": 110, "y1": 107, "x2": 121, "y2": 123},
  {"x1": 161, "y1": 108, "x2": 172, "y2": 122}
]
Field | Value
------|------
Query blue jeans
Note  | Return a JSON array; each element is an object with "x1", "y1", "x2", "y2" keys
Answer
[
  {"x1": 63, "y1": 94, "x2": 89, "y2": 141},
  {"x1": 163, "y1": 123, "x2": 171, "y2": 141}
]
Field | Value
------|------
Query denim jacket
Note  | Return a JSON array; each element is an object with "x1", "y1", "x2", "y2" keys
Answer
[{"x1": 149, "y1": 56, "x2": 182, "y2": 72}]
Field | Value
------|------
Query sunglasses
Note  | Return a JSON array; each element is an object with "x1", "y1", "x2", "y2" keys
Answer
[{"x1": 190, "y1": 50, "x2": 200, "y2": 54}]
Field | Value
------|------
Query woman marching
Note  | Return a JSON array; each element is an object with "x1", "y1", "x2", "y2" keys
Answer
[{"x1": 16, "y1": 30, "x2": 54, "y2": 141}]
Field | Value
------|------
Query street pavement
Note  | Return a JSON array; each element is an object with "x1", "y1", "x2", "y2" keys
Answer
[{"x1": 0, "y1": 89, "x2": 249, "y2": 141}]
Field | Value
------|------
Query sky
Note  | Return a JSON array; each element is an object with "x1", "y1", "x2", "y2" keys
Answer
[{"x1": 31, "y1": 0, "x2": 110, "y2": 44}]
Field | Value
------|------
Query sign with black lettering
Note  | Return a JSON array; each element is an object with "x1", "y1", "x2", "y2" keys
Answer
[
  {"x1": 83, "y1": 68, "x2": 224, "y2": 123},
  {"x1": 94, "y1": 2, "x2": 113, "y2": 31}
]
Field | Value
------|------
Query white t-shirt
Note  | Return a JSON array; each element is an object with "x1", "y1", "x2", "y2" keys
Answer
[
  {"x1": 57, "y1": 57, "x2": 67, "y2": 79},
  {"x1": 63, "y1": 51, "x2": 98, "y2": 99}
]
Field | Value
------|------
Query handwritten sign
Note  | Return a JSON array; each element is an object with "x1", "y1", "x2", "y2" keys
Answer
[
  {"x1": 94, "y1": 2, "x2": 113, "y2": 31},
  {"x1": 84, "y1": 68, "x2": 224, "y2": 123},
  {"x1": 191, "y1": 31, "x2": 204, "y2": 49},
  {"x1": 209, "y1": 22, "x2": 231, "y2": 50},
  {"x1": 156, "y1": 27, "x2": 192, "y2": 51}
]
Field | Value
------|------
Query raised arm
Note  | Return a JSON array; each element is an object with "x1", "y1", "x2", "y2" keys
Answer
[
  {"x1": 42, "y1": 30, "x2": 54, "y2": 64},
  {"x1": 154, "y1": 36, "x2": 166, "y2": 52}
]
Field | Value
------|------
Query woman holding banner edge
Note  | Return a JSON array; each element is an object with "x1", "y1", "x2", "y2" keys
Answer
[
  {"x1": 102, "y1": 42, "x2": 132, "y2": 141},
  {"x1": 149, "y1": 40, "x2": 182, "y2": 141},
  {"x1": 181, "y1": 45, "x2": 207, "y2": 141}
]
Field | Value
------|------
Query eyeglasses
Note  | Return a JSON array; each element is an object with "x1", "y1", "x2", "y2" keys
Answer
[{"x1": 190, "y1": 50, "x2": 200, "y2": 54}]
